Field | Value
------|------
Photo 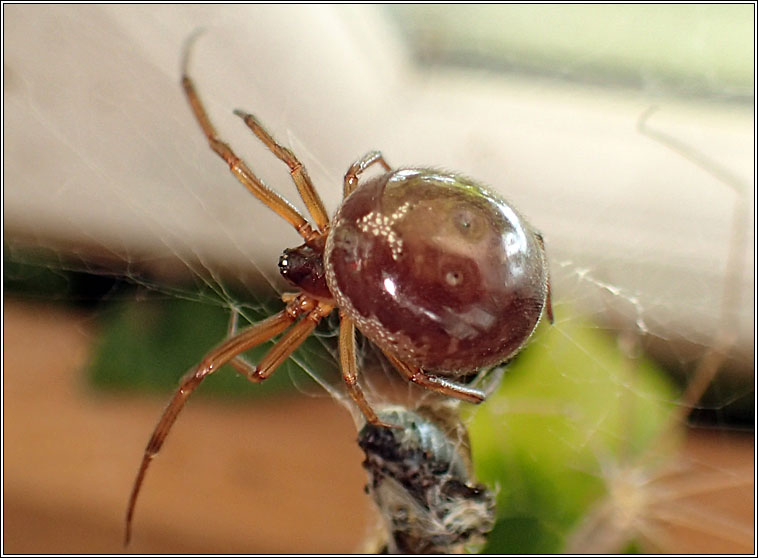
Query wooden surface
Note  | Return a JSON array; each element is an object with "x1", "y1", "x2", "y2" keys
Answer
[
  {"x1": 3, "y1": 299, "x2": 754, "y2": 553},
  {"x1": 3, "y1": 299, "x2": 375, "y2": 553}
]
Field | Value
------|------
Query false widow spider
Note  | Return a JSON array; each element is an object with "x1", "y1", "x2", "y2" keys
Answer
[{"x1": 125, "y1": 34, "x2": 553, "y2": 544}]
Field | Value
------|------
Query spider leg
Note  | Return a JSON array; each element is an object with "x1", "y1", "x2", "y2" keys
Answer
[
  {"x1": 339, "y1": 314, "x2": 401, "y2": 429},
  {"x1": 124, "y1": 297, "x2": 331, "y2": 545},
  {"x1": 234, "y1": 110, "x2": 329, "y2": 232},
  {"x1": 252, "y1": 301, "x2": 333, "y2": 381},
  {"x1": 343, "y1": 151, "x2": 392, "y2": 197},
  {"x1": 181, "y1": 34, "x2": 318, "y2": 241},
  {"x1": 224, "y1": 298, "x2": 288, "y2": 378},
  {"x1": 381, "y1": 350, "x2": 486, "y2": 404},
  {"x1": 534, "y1": 231, "x2": 554, "y2": 324}
]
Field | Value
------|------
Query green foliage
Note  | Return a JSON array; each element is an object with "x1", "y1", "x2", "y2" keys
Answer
[
  {"x1": 88, "y1": 296, "x2": 338, "y2": 399},
  {"x1": 467, "y1": 314, "x2": 678, "y2": 553},
  {"x1": 4, "y1": 248, "x2": 72, "y2": 301}
]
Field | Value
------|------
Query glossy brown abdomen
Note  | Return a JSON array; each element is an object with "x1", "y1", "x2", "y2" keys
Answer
[{"x1": 324, "y1": 169, "x2": 547, "y2": 374}]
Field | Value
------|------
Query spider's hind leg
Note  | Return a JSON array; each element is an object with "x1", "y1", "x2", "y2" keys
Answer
[{"x1": 381, "y1": 350, "x2": 486, "y2": 404}]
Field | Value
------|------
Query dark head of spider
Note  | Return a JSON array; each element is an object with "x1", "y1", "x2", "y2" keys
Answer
[{"x1": 278, "y1": 235, "x2": 332, "y2": 300}]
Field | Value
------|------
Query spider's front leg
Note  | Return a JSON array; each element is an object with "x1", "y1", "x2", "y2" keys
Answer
[
  {"x1": 224, "y1": 295, "x2": 332, "y2": 382},
  {"x1": 234, "y1": 110, "x2": 329, "y2": 232},
  {"x1": 181, "y1": 32, "x2": 319, "y2": 241},
  {"x1": 124, "y1": 295, "x2": 331, "y2": 545}
]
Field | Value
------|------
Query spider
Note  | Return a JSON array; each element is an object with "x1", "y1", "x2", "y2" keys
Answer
[{"x1": 124, "y1": 34, "x2": 553, "y2": 544}]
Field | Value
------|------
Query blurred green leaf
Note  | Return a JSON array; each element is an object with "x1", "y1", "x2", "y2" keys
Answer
[
  {"x1": 88, "y1": 296, "x2": 339, "y2": 399},
  {"x1": 387, "y1": 5, "x2": 753, "y2": 100},
  {"x1": 468, "y1": 312, "x2": 678, "y2": 553}
]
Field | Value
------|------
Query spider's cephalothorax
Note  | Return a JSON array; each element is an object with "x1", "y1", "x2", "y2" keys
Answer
[{"x1": 278, "y1": 236, "x2": 331, "y2": 301}]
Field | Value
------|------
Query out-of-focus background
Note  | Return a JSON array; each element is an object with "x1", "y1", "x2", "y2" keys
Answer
[{"x1": 3, "y1": 5, "x2": 754, "y2": 554}]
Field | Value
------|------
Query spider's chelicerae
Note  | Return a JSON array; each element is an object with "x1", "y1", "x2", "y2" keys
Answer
[{"x1": 125, "y1": 35, "x2": 553, "y2": 544}]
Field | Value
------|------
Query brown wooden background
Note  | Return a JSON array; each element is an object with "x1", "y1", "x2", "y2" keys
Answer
[{"x1": 3, "y1": 299, "x2": 754, "y2": 553}]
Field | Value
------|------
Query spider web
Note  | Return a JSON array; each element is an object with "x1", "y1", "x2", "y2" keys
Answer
[{"x1": 3, "y1": 5, "x2": 754, "y2": 554}]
